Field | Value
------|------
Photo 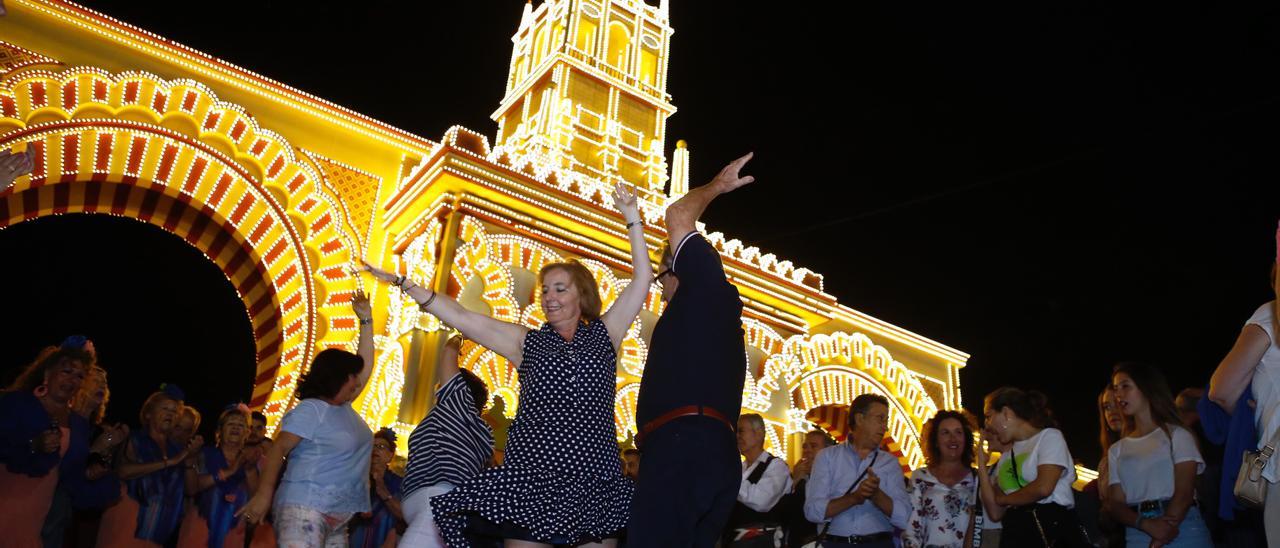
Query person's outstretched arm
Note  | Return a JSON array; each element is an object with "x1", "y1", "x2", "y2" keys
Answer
[
  {"x1": 362, "y1": 263, "x2": 530, "y2": 367},
  {"x1": 665, "y1": 152, "x2": 755, "y2": 251},
  {"x1": 352, "y1": 291, "x2": 375, "y2": 394},
  {"x1": 601, "y1": 183, "x2": 654, "y2": 349}
]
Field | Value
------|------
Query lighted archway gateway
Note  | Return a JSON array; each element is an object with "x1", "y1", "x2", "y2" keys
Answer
[
  {"x1": 3, "y1": 0, "x2": 970, "y2": 470},
  {"x1": 0, "y1": 67, "x2": 364, "y2": 425}
]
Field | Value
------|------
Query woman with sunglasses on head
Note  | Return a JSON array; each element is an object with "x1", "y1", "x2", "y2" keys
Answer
[
  {"x1": 348, "y1": 427, "x2": 405, "y2": 548},
  {"x1": 1106, "y1": 362, "x2": 1210, "y2": 547},
  {"x1": 975, "y1": 387, "x2": 1088, "y2": 548}
]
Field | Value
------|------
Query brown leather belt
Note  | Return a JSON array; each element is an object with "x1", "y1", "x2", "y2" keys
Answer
[{"x1": 636, "y1": 404, "x2": 734, "y2": 447}]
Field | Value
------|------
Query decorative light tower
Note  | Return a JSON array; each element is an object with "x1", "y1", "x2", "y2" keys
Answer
[{"x1": 492, "y1": 0, "x2": 676, "y2": 204}]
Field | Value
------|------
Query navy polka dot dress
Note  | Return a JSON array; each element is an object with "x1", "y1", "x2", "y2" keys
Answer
[{"x1": 432, "y1": 319, "x2": 634, "y2": 545}]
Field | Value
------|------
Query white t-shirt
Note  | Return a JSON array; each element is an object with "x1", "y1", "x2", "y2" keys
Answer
[
  {"x1": 1245, "y1": 302, "x2": 1280, "y2": 483},
  {"x1": 1106, "y1": 426, "x2": 1205, "y2": 503},
  {"x1": 998, "y1": 428, "x2": 1077, "y2": 507}
]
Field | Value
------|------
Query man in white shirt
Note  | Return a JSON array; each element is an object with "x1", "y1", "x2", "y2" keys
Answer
[{"x1": 724, "y1": 413, "x2": 792, "y2": 547}]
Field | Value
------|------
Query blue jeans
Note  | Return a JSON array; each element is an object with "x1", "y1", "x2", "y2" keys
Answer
[{"x1": 1125, "y1": 506, "x2": 1212, "y2": 547}]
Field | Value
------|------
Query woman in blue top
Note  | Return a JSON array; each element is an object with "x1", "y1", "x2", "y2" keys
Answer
[
  {"x1": 98, "y1": 385, "x2": 205, "y2": 547},
  {"x1": 349, "y1": 427, "x2": 405, "y2": 547},
  {"x1": 238, "y1": 292, "x2": 375, "y2": 547},
  {"x1": 43, "y1": 361, "x2": 129, "y2": 548},
  {"x1": 0, "y1": 344, "x2": 93, "y2": 548},
  {"x1": 362, "y1": 183, "x2": 652, "y2": 546},
  {"x1": 180, "y1": 405, "x2": 259, "y2": 548}
]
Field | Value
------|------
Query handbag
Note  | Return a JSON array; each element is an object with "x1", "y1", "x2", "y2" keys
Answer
[
  {"x1": 1008, "y1": 444, "x2": 1093, "y2": 548},
  {"x1": 1235, "y1": 357, "x2": 1280, "y2": 508},
  {"x1": 1234, "y1": 427, "x2": 1278, "y2": 508}
]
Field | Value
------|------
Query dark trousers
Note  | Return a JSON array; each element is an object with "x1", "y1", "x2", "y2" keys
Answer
[{"x1": 626, "y1": 418, "x2": 740, "y2": 548}]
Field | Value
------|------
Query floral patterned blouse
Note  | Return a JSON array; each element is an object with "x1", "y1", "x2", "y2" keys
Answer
[{"x1": 903, "y1": 466, "x2": 977, "y2": 548}]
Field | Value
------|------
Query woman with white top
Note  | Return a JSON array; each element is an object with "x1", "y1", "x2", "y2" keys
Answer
[
  {"x1": 1106, "y1": 362, "x2": 1210, "y2": 547},
  {"x1": 1207, "y1": 268, "x2": 1280, "y2": 543},
  {"x1": 975, "y1": 387, "x2": 1088, "y2": 548}
]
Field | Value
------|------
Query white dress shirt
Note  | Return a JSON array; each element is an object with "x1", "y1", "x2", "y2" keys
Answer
[{"x1": 739, "y1": 450, "x2": 792, "y2": 512}]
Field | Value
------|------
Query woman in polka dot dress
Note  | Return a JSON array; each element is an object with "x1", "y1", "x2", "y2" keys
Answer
[{"x1": 362, "y1": 182, "x2": 653, "y2": 547}]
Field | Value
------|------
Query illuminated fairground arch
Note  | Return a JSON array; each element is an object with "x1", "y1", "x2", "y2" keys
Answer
[{"x1": 0, "y1": 67, "x2": 364, "y2": 428}]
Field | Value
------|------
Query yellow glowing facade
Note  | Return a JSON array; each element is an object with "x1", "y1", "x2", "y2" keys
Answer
[{"x1": 0, "y1": 0, "x2": 968, "y2": 470}]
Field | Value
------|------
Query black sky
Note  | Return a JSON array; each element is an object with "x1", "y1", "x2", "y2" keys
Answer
[{"x1": 3, "y1": 1, "x2": 1279, "y2": 464}]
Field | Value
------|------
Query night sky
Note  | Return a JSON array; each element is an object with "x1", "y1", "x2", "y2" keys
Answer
[{"x1": 3, "y1": 1, "x2": 1279, "y2": 466}]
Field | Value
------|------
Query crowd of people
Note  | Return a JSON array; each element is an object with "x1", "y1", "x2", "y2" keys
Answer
[{"x1": 1, "y1": 150, "x2": 1277, "y2": 548}]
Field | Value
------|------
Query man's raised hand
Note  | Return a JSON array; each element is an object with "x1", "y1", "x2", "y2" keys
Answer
[{"x1": 710, "y1": 152, "x2": 755, "y2": 194}]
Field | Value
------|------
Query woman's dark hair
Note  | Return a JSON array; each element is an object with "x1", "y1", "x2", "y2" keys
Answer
[
  {"x1": 458, "y1": 368, "x2": 489, "y2": 414},
  {"x1": 296, "y1": 349, "x2": 363, "y2": 401},
  {"x1": 922, "y1": 410, "x2": 976, "y2": 467},
  {"x1": 986, "y1": 386, "x2": 1056, "y2": 428},
  {"x1": 7, "y1": 345, "x2": 93, "y2": 393},
  {"x1": 1112, "y1": 362, "x2": 1183, "y2": 430},
  {"x1": 1097, "y1": 387, "x2": 1123, "y2": 452}
]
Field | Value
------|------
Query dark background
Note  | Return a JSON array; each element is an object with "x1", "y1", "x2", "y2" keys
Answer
[{"x1": 3, "y1": 1, "x2": 1279, "y2": 465}]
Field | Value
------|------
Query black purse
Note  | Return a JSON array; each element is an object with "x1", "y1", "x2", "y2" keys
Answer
[{"x1": 1008, "y1": 445, "x2": 1093, "y2": 548}]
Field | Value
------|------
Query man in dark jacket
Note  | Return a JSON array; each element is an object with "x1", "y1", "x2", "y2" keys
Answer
[{"x1": 627, "y1": 153, "x2": 755, "y2": 548}]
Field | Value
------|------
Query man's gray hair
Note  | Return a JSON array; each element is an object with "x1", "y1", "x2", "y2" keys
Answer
[{"x1": 740, "y1": 413, "x2": 765, "y2": 432}]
